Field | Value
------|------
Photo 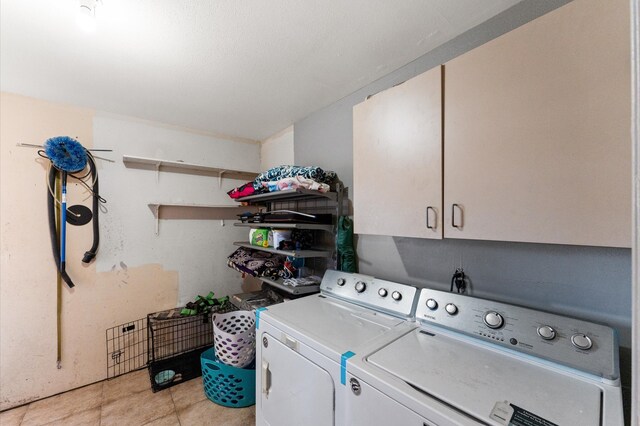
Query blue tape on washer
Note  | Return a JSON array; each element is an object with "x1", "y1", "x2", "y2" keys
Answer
[
  {"x1": 255, "y1": 307, "x2": 267, "y2": 329},
  {"x1": 340, "y1": 351, "x2": 355, "y2": 385}
]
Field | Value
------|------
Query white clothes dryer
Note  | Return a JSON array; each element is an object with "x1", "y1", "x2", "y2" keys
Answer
[{"x1": 255, "y1": 269, "x2": 419, "y2": 426}]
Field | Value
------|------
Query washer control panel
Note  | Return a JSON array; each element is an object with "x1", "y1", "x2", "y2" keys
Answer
[
  {"x1": 415, "y1": 288, "x2": 618, "y2": 380},
  {"x1": 321, "y1": 270, "x2": 418, "y2": 319}
]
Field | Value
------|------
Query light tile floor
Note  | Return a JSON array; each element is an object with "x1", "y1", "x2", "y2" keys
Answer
[{"x1": 0, "y1": 370, "x2": 255, "y2": 426}]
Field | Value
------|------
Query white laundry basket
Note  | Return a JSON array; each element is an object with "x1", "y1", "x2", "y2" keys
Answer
[{"x1": 212, "y1": 310, "x2": 256, "y2": 368}]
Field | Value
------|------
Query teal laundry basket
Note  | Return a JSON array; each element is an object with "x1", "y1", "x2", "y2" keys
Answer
[{"x1": 201, "y1": 347, "x2": 256, "y2": 408}]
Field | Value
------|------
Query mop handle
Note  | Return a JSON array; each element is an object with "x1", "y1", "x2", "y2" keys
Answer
[{"x1": 60, "y1": 171, "x2": 67, "y2": 268}]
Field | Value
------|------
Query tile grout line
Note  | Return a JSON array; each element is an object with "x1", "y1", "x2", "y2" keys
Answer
[
  {"x1": 98, "y1": 379, "x2": 105, "y2": 426},
  {"x1": 168, "y1": 386, "x2": 182, "y2": 426},
  {"x1": 18, "y1": 403, "x2": 30, "y2": 425}
]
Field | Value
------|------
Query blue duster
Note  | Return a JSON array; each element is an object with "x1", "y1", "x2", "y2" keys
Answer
[{"x1": 44, "y1": 136, "x2": 87, "y2": 172}]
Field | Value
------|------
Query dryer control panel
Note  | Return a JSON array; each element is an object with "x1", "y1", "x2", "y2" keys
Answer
[
  {"x1": 321, "y1": 270, "x2": 418, "y2": 320},
  {"x1": 415, "y1": 288, "x2": 619, "y2": 381}
]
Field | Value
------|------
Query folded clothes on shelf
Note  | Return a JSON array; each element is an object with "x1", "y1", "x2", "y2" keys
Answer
[
  {"x1": 226, "y1": 247, "x2": 285, "y2": 278},
  {"x1": 262, "y1": 176, "x2": 330, "y2": 193},
  {"x1": 227, "y1": 181, "x2": 256, "y2": 199},
  {"x1": 252, "y1": 165, "x2": 337, "y2": 191},
  {"x1": 282, "y1": 276, "x2": 322, "y2": 287}
]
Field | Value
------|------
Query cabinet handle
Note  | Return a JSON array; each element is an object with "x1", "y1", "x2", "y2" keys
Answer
[
  {"x1": 452, "y1": 204, "x2": 463, "y2": 229},
  {"x1": 262, "y1": 361, "x2": 271, "y2": 397},
  {"x1": 426, "y1": 206, "x2": 436, "y2": 229}
]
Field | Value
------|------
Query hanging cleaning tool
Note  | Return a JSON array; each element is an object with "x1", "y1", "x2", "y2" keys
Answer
[
  {"x1": 29, "y1": 136, "x2": 108, "y2": 370},
  {"x1": 60, "y1": 171, "x2": 69, "y2": 278},
  {"x1": 44, "y1": 135, "x2": 88, "y2": 173},
  {"x1": 44, "y1": 136, "x2": 87, "y2": 288},
  {"x1": 55, "y1": 174, "x2": 63, "y2": 369},
  {"x1": 41, "y1": 136, "x2": 106, "y2": 288}
]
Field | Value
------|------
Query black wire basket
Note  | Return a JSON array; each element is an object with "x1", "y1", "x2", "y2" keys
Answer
[{"x1": 147, "y1": 304, "x2": 237, "y2": 392}]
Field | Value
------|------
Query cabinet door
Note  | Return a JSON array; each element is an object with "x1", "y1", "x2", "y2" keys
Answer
[
  {"x1": 443, "y1": 0, "x2": 630, "y2": 247},
  {"x1": 353, "y1": 66, "x2": 442, "y2": 239}
]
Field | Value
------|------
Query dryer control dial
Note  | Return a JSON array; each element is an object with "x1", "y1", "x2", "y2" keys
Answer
[
  {"x1": 571, "y1": 333, "x2": 593, "y2": 350},
  {"x1": 355, "y1": 281, "x2": 366, "y2": 293},
  {"x1": 378, "y1": 288, "x2": 388, "y2": 298},
  {"x1": 483, "y1": 311, "x2": 504, "y2": 329},
  {"x1": 445, "y1": 303, "x2": 458, "y2": 315},
  {"x1": 337, "y1": 278, "x2": 346, "y2": 286},
  {"x1": 391, "y1": 291, "x2": 402, "y2": 301},
  {"x1": 426, "y1": 298, "x2": 438, "y2": 310},
  {"x1": 537, "y1": 325, "x2": 556, "y2": 340}
]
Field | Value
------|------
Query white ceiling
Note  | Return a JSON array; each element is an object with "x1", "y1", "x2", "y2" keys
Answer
[{"x1": 1, "y1": 0, "x2": 519, "y2": 141}]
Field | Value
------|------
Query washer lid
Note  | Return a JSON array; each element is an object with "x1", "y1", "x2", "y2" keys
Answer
[
  {"x1": 367, "y1": 328, "x2": 603, "y2": 426},
  {"x1": 263, "y1": 295, "x2": 406, "y2": 358}
]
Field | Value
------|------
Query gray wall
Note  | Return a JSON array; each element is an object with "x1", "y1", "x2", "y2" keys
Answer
[{"x1": 293, "y1": 0, "x2": 633, "y2": 355}]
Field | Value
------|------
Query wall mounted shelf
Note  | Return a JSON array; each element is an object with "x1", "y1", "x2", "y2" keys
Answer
[
  {"x1": 148, "y1": 203, "x2": 258, "y2": 235},
  {"x1": 123, "y1": 155, "x2": 258, "y2": 186}
]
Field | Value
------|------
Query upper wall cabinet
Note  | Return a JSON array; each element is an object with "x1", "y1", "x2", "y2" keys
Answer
[
  {"x1": 443, "y1": 0, "x2": 631, "y2": 247},
  {"x1": 353, "y1": 65, "x2": 443, "y2": 239}
]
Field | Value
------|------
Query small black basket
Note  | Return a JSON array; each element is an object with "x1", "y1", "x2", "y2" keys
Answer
[{"x1": 148, "y1": 346, "x2": 212, "y2": 392}]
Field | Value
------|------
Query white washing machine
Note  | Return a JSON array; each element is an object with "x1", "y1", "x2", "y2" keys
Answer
[
  {"x1": 255, "y1": 270, "x2": 419, "y2": 426},
  {"x1": 345, "y1": 287, "x2": 625, "y2": 425}
]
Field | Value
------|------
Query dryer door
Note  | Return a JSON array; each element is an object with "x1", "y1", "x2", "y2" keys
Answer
[{"x1": 260, "y1": 332, "x2": 335, "y2": 426}]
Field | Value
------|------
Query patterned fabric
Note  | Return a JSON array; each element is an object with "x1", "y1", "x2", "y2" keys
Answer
[
  {"x1": 226, "y1": 247, "x2": 284, "y2": 278},
  {"x1": 262, "y1": 176, "x2": 330, "y2": 193},
  {"x1": 252, "y1": 165, "x2": 337, "y2": 190},
  {"x1": 282, "y1": 276, "x2": 322, "y2": 287}
]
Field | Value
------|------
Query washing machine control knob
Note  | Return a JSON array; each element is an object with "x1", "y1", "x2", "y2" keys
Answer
[
  {"x1": 337, "y1": 278, "x2": 346, "y2": 286},
  {"x1": 445, "y1": 303, "x2": 458, "y2": 315},
  {"x1": 483, "y1": 311, "x2": 504, "y2": 329},
  {"x1": 537, "y1": 325, "x2": 556, "y2": 340},
  {"x1": 571, "y1": 333, "x2": 593, "y2": 350},
  {"x1": 391, "y1": 291, "x2": 402, "y2": 301},
  {"x1": 378, "y1": 288, "x2": 388, "y2": 297},
  {"x1": 426, "y1": 299, "x2": 438, "y2": 310},
  {"x1": 355, "y1": 281, "x2": 366, "y2": 293}
]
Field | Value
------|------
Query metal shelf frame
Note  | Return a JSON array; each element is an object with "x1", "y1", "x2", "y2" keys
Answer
[
  {"x1": 230, "y1": 182, "x2": 346, "y2": 297},
  {"x1": 233, "y1": 222, "x2": 334, "y2": 232},
  {"x1": 232, "y1": 242, "x2": 332, "y2": 259},
  {"x1": 235, "y1": 188, "x2": 337, "y2": 204}
]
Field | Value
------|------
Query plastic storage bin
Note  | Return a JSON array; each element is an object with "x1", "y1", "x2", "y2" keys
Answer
[{"x1": 201, "y1": 347, "x2": 256, "y2": 408}]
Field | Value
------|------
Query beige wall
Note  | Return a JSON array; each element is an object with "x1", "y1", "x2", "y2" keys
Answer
[
  {"x1": 0, "y1": 93, "x2": 257, "y2": 410},
  {"x1": 260, "y1": 125, "x2": 294, "y2": 170}
]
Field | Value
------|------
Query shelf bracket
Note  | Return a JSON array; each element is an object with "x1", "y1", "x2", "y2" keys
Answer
[
  {"x1": 153, "y1": 204, "x2": 160, "y2": 236},
  {"x1": 218, "y1": 170, "x2": 227, "y2": 188},
  {"x1": 155, "y1": 162, "x2": 161, "y2": 183}
]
